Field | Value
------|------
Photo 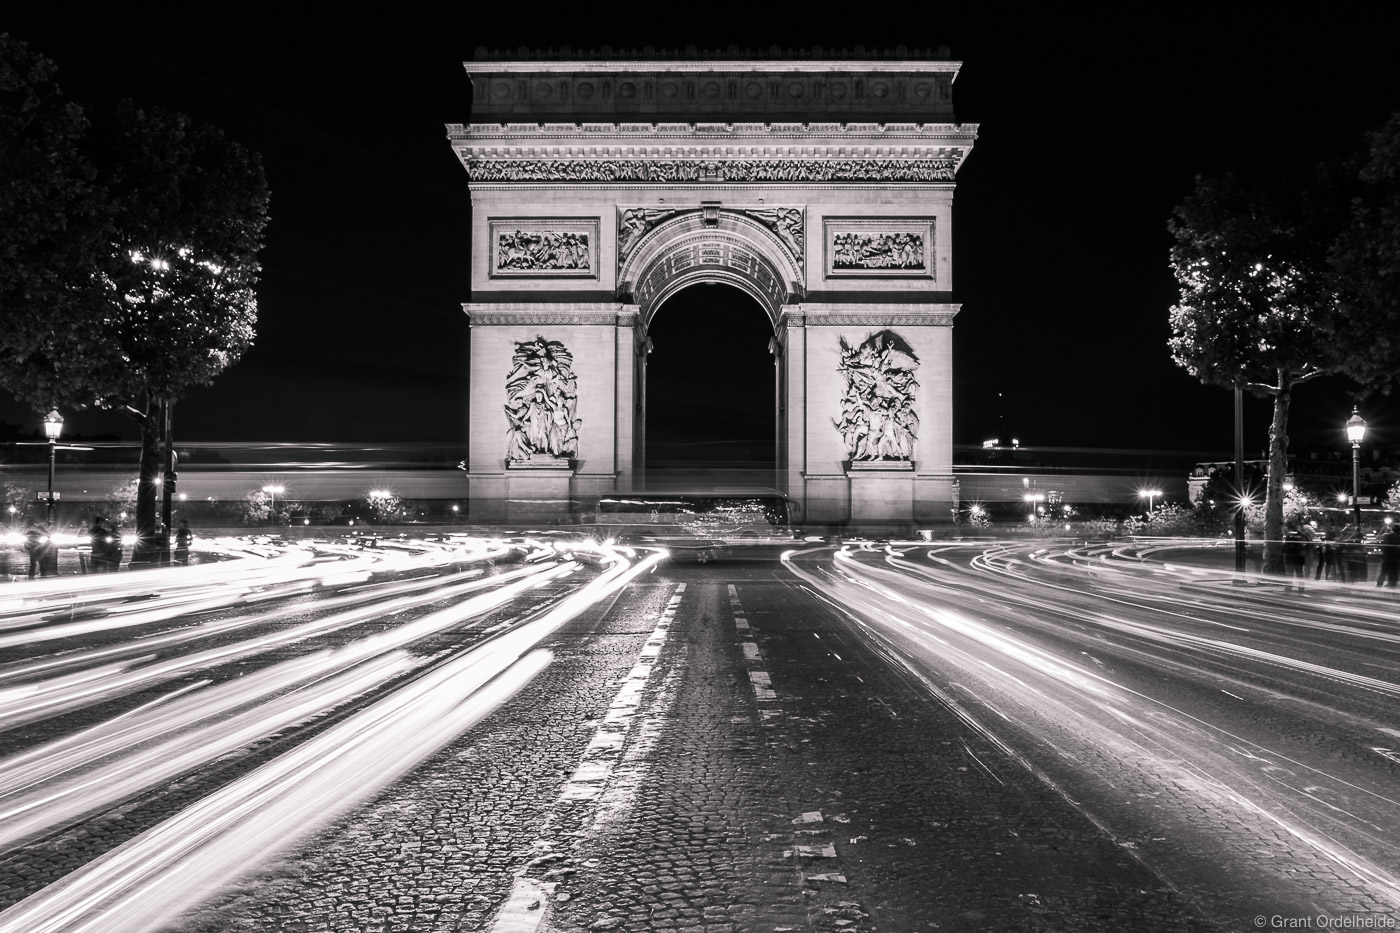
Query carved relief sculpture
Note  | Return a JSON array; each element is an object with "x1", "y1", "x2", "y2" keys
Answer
[
  {"x1": 743, "y1": 207, "x2": 805, "y2": 267},
  {"x1": 824, "y1": 218, "x2": 935, "y2": 279},
  {"x1": 834, "y1": 330, "x2": 920, "y2": 462},
  {"x1": 496, "y1": 229, "x2": 591, "y2": 271},
  {"x1": 489, "y1": 218, "x2": 599, "y2": 278},
  {"x1": 505, "y1": 337, "x2": 580, "y2": 461},
  {"x1": 618, "y1": 208, "x2": 679, "y2": 261},
  {"x1": 832, "y1": 232, "x2": 923, "y2": 270}
]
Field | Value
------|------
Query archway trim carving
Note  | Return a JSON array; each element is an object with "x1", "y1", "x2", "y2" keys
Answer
[{"x1": 621, "y1": 211, "x2": 801, "y2": 326}]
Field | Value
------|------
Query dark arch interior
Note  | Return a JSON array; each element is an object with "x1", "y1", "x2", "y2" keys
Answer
[{"x1": 645, "y1": 284, "x2": 775, "y2": 479}]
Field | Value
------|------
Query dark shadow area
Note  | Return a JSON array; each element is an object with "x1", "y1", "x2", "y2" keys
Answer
[{"x1": 645, "y1": 284, "x2": 776, "y2": 478}]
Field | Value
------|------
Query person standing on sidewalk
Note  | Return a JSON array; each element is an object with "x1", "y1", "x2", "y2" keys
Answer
[
  {"x1": 24, "y1": 523, "x2": 49, "y2": 578},
  {"x1": 1283, "y1": 523, "x2": 1308, "y2": 592},
  {"x1": 175, "y1": 520, "x2": 193, "y2": 566},
  {"x1": 1376, "y1": 521, "x2": 1400, "y2": 588}
]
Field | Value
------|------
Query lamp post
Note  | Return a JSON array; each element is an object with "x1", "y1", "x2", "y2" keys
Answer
[
  {"x1": 262, "y1": 484, "x2": 284, "y2": 523},
  {"x1": 1346, "y1": 406, "x2": 1367, "y2": 532},
  {"x1": 1139, "y1": 488, "x2": 1162, "y2": 515},
  {"x1": 42, "y1": 410, "x2": 63, "y2": 525}
]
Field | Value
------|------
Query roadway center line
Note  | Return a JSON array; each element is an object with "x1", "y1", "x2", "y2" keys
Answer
[{"x1": 490, "y1": 582, "x2": 686, "y2": 933}]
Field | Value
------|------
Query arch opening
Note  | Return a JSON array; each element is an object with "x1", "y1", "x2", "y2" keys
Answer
[{"x1": 643, "y1": 283, "x2": 776, "y2": 488}]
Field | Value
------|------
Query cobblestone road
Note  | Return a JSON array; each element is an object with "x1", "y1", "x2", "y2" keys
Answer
[{"x1": 142, "y1": 561, "x2": 1220, "y2": 933}]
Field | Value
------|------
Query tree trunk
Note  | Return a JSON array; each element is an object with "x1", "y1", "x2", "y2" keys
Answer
[
  {"x1": 160, "y1": 399, "x2": 174, "y2": 565},
  {"x1": 131, "y1": 400, "x2": 161, "y2": 565},
  {"x1": 1262, "y1": 376, "x2": 1292, "y2": 575}
]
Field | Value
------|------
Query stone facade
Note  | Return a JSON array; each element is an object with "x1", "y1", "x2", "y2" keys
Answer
[{"x1": 451, "y1": 53, "x2": 976, "y2": 525}]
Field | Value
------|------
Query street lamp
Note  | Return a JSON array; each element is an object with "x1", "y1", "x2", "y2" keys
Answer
[
  {"x1": 1346, "y1": 406, "x2": 1367, "y2": 531},
  {"x1": 262, "y1": 484, "x2": 284, "y2": 521},
  {"x1": 42, "y1": 410, "x2": 63, "y2": 524},
  {"x1": 1139, "y1": 488, "x2": 1162, "y2": 515}
]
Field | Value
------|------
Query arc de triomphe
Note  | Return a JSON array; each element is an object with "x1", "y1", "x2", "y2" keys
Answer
[{"x1": 448, "y1": 50, "x2": 977, "y2": 525}]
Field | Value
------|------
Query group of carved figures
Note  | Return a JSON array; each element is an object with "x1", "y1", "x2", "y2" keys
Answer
[
  {"x1": 505, "y1": 337, "x2": 580, "y2": 461},
  {"x1": 832, "y1": 231, "x2": 924, "y2": 270},
  {"x1": 496, "y1": 230, "x2": 591, "y2": 271},
  {"x1": 834, "y1": 330, "x2": 920, "y2": 462},
  {"x1": 504, "y1": 330, "x2": 917, "y2": 465}
]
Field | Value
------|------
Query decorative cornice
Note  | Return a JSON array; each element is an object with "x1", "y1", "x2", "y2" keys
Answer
[
  {"x1": 814, "y1": 312, "x2": 957, "y2": 326},
  {"x1": 449, "y1": 122, "x2": 978, "y2": 139},
  {"x1": 462, "y1": 158, "x2": 960, "y2": 183},
  {"x1": 463, "y1": 301, "x2": 631, "y2": 326},
  {"x1": 469, "y1": 312, "x2": 623, "y2": 326},
  {"x1": 465, "y1": 60, "x2": 962, "y2": 120},
  {"x1": 470, "y1": 49, "x2": 957, "y2": 65},
  {"x1": 796, "y1": 302, "x2": 961, "y2": 326}
]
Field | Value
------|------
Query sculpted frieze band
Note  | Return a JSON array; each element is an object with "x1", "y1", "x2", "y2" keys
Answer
[{"x1": 466, "y1": 158, "x2": 959, "y2": 183}]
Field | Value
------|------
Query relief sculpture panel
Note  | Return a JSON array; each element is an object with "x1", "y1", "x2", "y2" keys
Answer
[
  {"x1": 505, "y1": 336, "x2": 580, "y2": 461},
  {"x1": 834, "y1": 330, "x2": 920, "y2": 462},
  {"x1": 489, "y1": 218, "x2": 599, "y2": 277},
  {"x1": 824, "y1": 217, "x2": 935, "y2": 279}
]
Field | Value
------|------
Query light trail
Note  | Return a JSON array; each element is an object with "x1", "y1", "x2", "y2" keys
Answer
[
  {"x1": 784, "y1": 542, "x2": 1400, "y2": 914},
  {"x1": 0, "y1": 542, "x2": 665, "y2": 932},
  {"x1": 0, "y1": 559, "x2": 570, "y2": 732}
]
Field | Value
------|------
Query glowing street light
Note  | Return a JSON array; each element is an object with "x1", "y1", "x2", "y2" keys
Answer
[
  {"x1": 42, "y1": 410, "x2": 63, "y2": 524},
  {"x1": 262, "y1": 484, "x2": 285, "y2": 519},
  {"x1": 1138, "y1": 488, "x2": 1162, "y2": 515},
  {"x1": 1346, "y1": 406, "x2": 1367, "y2": 530}
]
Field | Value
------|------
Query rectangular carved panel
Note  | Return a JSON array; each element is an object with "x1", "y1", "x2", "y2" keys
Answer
[
  {"x1": 489, "y1": 218, "x2": 601, "y2": 278},
  {"x1": 823, "y1": 217, "x2": 936, "y2": 280}
]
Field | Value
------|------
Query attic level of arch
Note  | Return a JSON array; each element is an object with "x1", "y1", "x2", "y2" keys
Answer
[{"x1": 468, "y1": 70, "x2": 958, "y2": 120}]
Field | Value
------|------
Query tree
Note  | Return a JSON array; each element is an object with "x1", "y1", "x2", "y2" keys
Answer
[
  {"x1": 1168, "y1": 174, "x2": 1351, "y2": 572},
  {"x1": 0, "y1": 81, "x2": 269, "y2": 562},
  {"x1": 0, "y1": 34, "x2": 106, "y2": 394},
  {"x1": 1331, "y1": 111, "x2": 1400, "y2": 383}
]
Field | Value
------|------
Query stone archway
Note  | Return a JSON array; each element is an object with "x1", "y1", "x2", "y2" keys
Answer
[
  {"x1": 643, "y1": 282, "x2": 776, "y2": 479},
  {"x1": 451, "y1": 50, "x2": 977, "y2": 526}
]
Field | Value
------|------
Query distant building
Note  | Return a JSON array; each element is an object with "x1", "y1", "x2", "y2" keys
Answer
[{"x1": 1188, "y1": 447, "x2": 1398, "y2": 505}]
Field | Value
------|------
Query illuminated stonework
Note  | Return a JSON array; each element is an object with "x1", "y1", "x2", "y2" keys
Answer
[
  {"x1": 835, "y1": 330, "x2": 920, "y2": 461},
  {"x1": 454, "y1": 54, "x2": 975, "y2": 524},
  {"x1": 505, "y1": 337, "x2": 579, "y2": 460}
]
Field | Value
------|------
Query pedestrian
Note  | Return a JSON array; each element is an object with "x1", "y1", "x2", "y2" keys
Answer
[
  {"x1": 1377, "y1": 521, "x2": 1400, "y2": 588},
  {"x1": 1282, "y1": 523, "x2": 1307, "y2": 592},
  {"x1": 175, "y1": 519, "x2": 192, "y2": 566},
  {"x1": 103, "y1": 521, "x2": 124, "y2": 572},
  {"x1": 88, "y1": 517, "x2": 110, "y2": 572},
  {"x1": 1341, "y1": 524, "x2": 1368, "y2": 584},
  {"x1": 24, "y1": 522, "x2": 49, "y2": 578},
  {"x1": 1314, "y1": 527, "x2": 1335, "y2": 581}
]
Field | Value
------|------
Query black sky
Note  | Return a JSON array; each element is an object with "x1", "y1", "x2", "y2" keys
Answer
[{"x1": 4, "y1": 8, "x2": 1400, "y2": 460}]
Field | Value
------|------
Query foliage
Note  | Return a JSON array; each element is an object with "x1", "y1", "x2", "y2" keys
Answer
[
  {"x1": 0, "y1": 34, "x2": 105, "y2": 378},
  {"x1": 1123, "y1": 503, "x2": 1199, "y2": 536},
  {"x1": 95, "y1": 477, "x2": 139, "y2": 523},
  {"x1": 1330, "y1": 111, "x2": 1400, "y2": 388},
  {"x1": 0, "y1": 41, "x2": 270, "y2": 561},
  {"x1": 365, "y1": 492, "x2": 403, "y2": 524},
  {"x1": 1385, "y1": 480, "x2": 1400, "y2": 512},
  {"x1": 963, "y1": 505, "x2": 992, "y2": 528},
  {"x1": 240, "y1": 490, "x2": 272, "y2": 526},
  {"x1": 1168, "y1": 173, "x2": 1351, "y2": 572}
]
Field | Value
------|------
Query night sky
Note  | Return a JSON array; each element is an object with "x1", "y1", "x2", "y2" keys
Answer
[{"x1": 4, "y1": 9, "x2": 1400, "y2": 464}]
